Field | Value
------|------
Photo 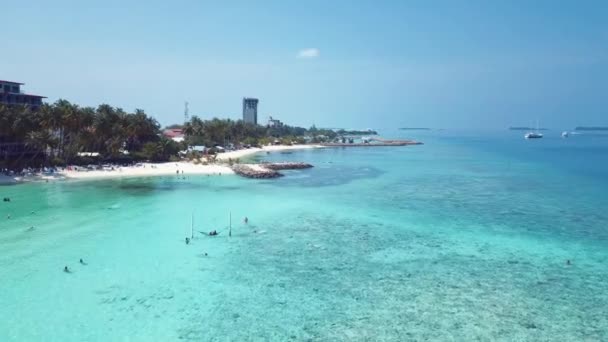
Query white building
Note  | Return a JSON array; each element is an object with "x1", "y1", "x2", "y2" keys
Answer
[{"x1": 267, "y1": 116, "x2": 283, "y2": 127}]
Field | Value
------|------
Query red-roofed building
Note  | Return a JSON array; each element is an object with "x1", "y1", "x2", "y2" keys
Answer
[
  {"x1": 0, "y1": 80, "x2": 46, "y2": 108},
  {"x1": 163, "y1": 128, "x2": 185, "y2": 142}
]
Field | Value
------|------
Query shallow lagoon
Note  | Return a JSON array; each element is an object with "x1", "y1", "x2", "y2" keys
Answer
[{"x1": 1, "y1": 130, "x2": 607, "y2": 341}]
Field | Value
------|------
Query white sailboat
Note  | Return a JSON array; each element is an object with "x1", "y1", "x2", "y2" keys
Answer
[{"x1": 525, "y1": 121, "x2": 543, "y2": 139}]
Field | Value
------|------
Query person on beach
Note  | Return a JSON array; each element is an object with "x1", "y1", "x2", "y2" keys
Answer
[{"x1": 185, "y1": 237, "x2": 190, "y2": 244}]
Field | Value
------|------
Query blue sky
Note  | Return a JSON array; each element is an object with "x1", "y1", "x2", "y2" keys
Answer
[{"x1": 1, "y1": 0, "x2": 607, "y2": 129}]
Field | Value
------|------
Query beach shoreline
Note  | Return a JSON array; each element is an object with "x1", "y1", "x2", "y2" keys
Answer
[
  {"x1": 0, "y1": 144, "x2": 322, "y2": 184},
  {"x1": 215, "y1": 144, "x2": 322, "y2": 161}
]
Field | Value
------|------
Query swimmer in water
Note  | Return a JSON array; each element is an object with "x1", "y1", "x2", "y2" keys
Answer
[
  {"x1": 185, "y1": 237, "x2": 190, "y2": 244},
  {"x1": 244, "y1": 217, "x2": 249, "y2": 224},
  {"x1": 80, "y1": 258, "x2": 86, "y2": 265},
  {"x1": 64, "y1": 266, "x2": 70, "y2": 273}
]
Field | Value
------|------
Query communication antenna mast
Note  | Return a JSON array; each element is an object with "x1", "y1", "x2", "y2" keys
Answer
[{"x1": 184, "y1": 101, "x2": 190, "y2": 123}]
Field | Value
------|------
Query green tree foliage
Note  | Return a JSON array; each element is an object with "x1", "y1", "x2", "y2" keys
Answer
[
  {"x1": 164, "y1": 123, "x2": 184, "y2": 130},
  {"x1": 180, "y1": 117, "x2": 336, "y2": 147},
  {"x1": 1, "y1": 99, "x2": 342, "y2": 170},
  {"x1": 335, "y1": 129, "x2": 377, "y2": 135},
  {"x1": 0, "y1": 100, "x2": 163, "y2": 169}
]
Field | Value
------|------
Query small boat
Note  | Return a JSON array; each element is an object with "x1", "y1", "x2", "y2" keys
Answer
[
  {"x1": 525, "y1": 132, "x2": 543, "y2": 139},
  {"x1": 525, "y1": 120, "x2": 543, "y2": 139},
  {"x1": 561, "y1": 131, "x2": 569, "y2": 138}
]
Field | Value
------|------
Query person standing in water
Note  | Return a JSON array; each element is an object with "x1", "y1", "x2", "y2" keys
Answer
[{"x1": 244, "y1": 217, "x2": 249, "y2": 224}]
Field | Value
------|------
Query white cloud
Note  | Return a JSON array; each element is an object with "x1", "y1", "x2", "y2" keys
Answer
[{"x1": 297, "y1": 48, "x2": 320, "y2": 59}]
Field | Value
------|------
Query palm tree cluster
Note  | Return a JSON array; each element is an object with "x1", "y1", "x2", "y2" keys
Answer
[
  {"x1": 0, "y1": 100, "x2": 177, "y2": 170},
  {"x1": 1, "y1": 100, "x2": 341, "y2": 170},
  {"x1": 181, "y1": 116, "x2": 336, "y2": 147}
]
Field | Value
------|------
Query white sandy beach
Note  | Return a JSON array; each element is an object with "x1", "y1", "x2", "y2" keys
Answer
[
  {"x1": 215, "y1": 144, "x2": 322, "y2": 161},
  {"x1": 0, "y1": 144, "x2": 322, "y2": 184}
]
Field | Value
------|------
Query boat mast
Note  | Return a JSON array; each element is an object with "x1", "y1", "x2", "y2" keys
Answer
[{"x1": 190, "y1": 212, "x2": 194, "y2": 239}]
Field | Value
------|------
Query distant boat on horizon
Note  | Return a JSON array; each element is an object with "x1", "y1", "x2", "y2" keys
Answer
[
  {"x1": 525, "y1": 132, "x2": 543, "y2": 139},
  {"x1": 574, "y1": 126, "x2": 608, "y2": 131},
  {"x1": 525, "y1": 121, "x2": 543, "y2": 139}
]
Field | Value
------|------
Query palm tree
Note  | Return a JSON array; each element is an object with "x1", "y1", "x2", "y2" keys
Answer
[{"x1": 25, "y1": 130, "x2": 57, "y2": 165}]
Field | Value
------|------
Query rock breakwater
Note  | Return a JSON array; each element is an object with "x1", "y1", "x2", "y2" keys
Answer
[{"x1": 231, "y1": 162, "x2": 313, "y2": 179}]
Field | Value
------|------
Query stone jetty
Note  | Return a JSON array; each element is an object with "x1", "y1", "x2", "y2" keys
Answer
[
  {"x1": 321, "y1": 139, "x2": 422, "y2": 147},
  {"x1": 261, "y1": 162, "x2": 313, "y2": 170},
  {"x1": 231, "y1": 164, "x2": 282, "y2": 178},
  {"x1": 231, "y1": 162, "x2": 313, "y2": 179}
]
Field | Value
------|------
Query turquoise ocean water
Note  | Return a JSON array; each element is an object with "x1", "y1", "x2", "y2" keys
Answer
[{"x1": 1, "y1": 130, "x2": 607, "y2": 341}]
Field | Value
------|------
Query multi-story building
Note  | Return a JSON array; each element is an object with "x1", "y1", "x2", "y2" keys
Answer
[
  {"x1": 242, "y1": 97, "x2": 259, "y2": 125},
  {"x1": 0, "y1": 80, "x2": 46, "y2": 108},
  {"x1": 0, "y1": 80, "x2": 47, "y2": 162}
]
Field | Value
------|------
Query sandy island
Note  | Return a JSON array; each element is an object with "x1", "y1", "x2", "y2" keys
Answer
[{"x1": 0, "y1": 144, "x2": 322, "y2": 184}]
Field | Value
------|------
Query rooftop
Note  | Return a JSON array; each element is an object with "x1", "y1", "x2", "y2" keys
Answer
[
  {"x1": 163, "y1": 128, "x2": 184, "y2": 138},
  {"x1": 18, "y1": 93, "x2": 47, "y2": 98},
  {"x1": 0, "y1": 92, "x2": 47, "y2": 98},
  {"x1": 0, "y1": 80, "x2": 24, "y2": 85}
]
